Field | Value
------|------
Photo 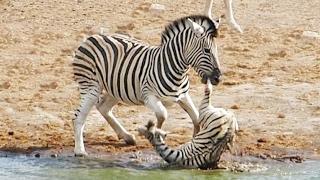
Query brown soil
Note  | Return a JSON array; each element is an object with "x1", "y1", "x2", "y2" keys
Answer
[{"x1": 0, "y1": 0, "x2": 319, "y2": 160}]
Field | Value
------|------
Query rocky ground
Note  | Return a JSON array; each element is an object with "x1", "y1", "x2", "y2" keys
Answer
[{"x1": 0, "y1": 0, "x2": 319, "y2": 161}]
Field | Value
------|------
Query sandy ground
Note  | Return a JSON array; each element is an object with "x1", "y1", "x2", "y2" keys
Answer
[{"x1": 0, "y1": 0, "x2": 319, "y2": 161}]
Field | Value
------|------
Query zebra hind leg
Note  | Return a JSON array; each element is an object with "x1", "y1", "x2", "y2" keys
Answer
[
  {"x1": 96, "y1": 94, "x2": 136, "y2": 145},
  {"x1": 73, "y1": 89, "x2": 100, "y2": 156}
]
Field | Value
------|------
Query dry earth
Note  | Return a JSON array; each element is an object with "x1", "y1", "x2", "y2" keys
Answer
[{"x1": 0, "y1": 0, "x2": 319, "y2": 160}]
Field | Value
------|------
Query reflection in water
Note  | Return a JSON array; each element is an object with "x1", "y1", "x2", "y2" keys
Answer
[{"x1": 0, "y1": 151, "x2": 319, "y2": 180}]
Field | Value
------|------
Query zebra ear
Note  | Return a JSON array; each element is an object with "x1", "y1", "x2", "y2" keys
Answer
[{"x1": 187, "y1": 18, "x2": 204, "y2": 36}]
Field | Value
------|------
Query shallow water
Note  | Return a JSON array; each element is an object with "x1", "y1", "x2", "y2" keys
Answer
[{"x1": 1, "y1": 151, "x2": 319, "y2": 180}]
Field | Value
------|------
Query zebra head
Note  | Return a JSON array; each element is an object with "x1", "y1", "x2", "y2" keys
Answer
[
  {"x1": 185, "y1": 16, "x2": 221, "y2": 85},
  {"x1": 138, "y1": 121, "x2": 167, "y2": 145}
]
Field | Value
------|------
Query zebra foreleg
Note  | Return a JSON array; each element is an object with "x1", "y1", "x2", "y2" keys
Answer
[
  {"x1": 144, "y1": 95, "x2": 168, "y2": 129},
  {"x1": 73, "y1": 91, "x2": 99, "y2": 156},
  {"x1": 96, "y1": 94, "x2": 136, "y2": 145},
  {"x1": 178, "y1": 93, "x2": 200, "y2": 136}
]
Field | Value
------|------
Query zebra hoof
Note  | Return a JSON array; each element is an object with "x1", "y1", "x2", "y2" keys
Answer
[
  {"x1": 122, "y1": 134, "x2": 136, "y2": 145},
  {"x1": 228, "y1": 22, "x2": 243, "y2": 34},
  {"x1": 74, "y1": 151, "x2": 88, "y2": 157},
  {"x1": 74, "y1": 150, "x2": 88, "y2": 157}
]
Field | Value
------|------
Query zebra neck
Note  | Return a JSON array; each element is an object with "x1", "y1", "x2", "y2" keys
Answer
[
  {"x1": 199, "y1": 90, "x2": 211, "y2": 113},
  {"x1": 155, "y1": 143, "x2": 183, "y2": 164},
  {"x1": 146, "y1": 44, "x2": 190, "y2": 93},
  {"x1": 159, "y1": 41, "x2": 189, "y2": 73}
]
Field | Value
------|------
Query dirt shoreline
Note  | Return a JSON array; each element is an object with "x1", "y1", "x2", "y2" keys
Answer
[
  {"x1": 1, "y1": 83, "x2": 319, "y2": 162},
  {"x1": 0, "y1": 0, "x2": 319, "y2": 163}
]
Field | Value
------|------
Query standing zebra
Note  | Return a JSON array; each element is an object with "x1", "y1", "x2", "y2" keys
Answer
[
  {"x1": 138, "y1": 81, "x2": 238, "y2": 169},
  {"x1": 72, "y1": 15, "x2": 222, "y2": 156}
]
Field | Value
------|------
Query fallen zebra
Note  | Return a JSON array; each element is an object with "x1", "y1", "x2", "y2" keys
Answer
[{"x1": 138, "y1": 82, "x2": 238, "y2": 169}]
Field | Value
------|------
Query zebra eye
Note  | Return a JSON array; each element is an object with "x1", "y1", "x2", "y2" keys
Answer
[{"x1": 204, "y1": 48, "x2": 211, "y2": 53}]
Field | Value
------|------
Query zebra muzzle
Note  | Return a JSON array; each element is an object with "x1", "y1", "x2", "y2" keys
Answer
[{"x1": 201, "y1": 75, "x2": 220, "y2": 85}]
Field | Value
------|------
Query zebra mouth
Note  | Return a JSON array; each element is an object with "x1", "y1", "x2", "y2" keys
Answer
[{"x1": 201, "y1": 76, "x2": 219, "y2": 85}]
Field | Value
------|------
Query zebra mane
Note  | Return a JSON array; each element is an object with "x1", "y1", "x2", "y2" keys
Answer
[{"x1": 161, "y1": 15, "x2": 218, "y2": 45}]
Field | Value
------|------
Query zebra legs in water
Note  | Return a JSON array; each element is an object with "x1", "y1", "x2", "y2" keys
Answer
[
  {"x1": 96, "y1": 94, "x2": 136, "y2": 145},
  {"x1": 178, "y1": 93, "x2": 200, "y2": 136},
  {"x1": 73, "y1": 89, "x2": 99, "y2": 156}
]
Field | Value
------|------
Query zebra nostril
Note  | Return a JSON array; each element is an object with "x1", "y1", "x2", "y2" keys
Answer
[
  {"x1": 214, "y1": 77, "x2": 220, "y2": 84},
  {"x1": 209, "y1": 75, "x2": 221, "y2": 85},
  {"x1": 215, "y1": 76, "x2": 222, "y2": 83}
]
